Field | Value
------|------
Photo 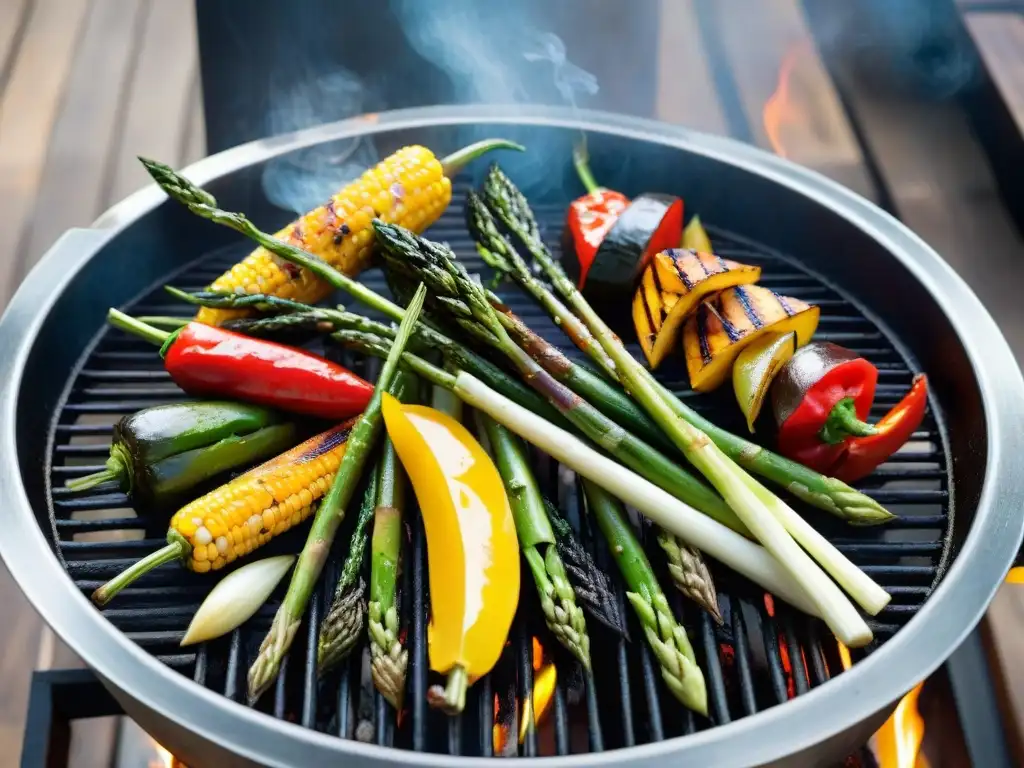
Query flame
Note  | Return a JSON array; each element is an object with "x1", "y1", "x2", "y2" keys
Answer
[
  {"x1": 762, "y1": 43, "x2": 807, "y2": 158},
  {"x1": 148, "y1": 740, "x2": 178, "y2": 768},
  {"x1": 492, "y1": 637, "x2": 557, "y2": 753},
  {"x1": 1005, "y1": 566, "x2": 1024, "y2": 584},
  {"x1": 873, "y1": 683, "x2": 928, "y2": 768}
]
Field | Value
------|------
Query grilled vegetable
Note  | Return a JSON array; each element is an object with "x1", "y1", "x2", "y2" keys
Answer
[
  {"x1": 733, "y1": 332, "x2": 797, "y2": 433},
  {"x1": 479, "y1": 413, "x2": 590, "y2": 669},
  {"x1": 481, "y1": 166, "x2": 884, "y2": 644},
  {"x1": 772, "y1": 342, "x2": 927, "y2": 481},
  {"x1": 383, "y1": 392, "x2": 520, "y2": 715},
  {"x1": 632, "y1": 250, "x2": 761, "y2": 369},
  {"x1": 247, "y1": 284, "x2": 426, "y2": 703},
  {"x1": 65, "y1": 402, "x2": 297, "y2": 508},
  {"x1": 180, "y1": 555, "x2": 295, "y2": 646},
  {"x1": 107, "y1": 311, "x2": 373, "y2": 420},
  {"x1": 91, "y1": 420, "x2": 357, "y2": 606},
  {"x1": 583, "y1": 479, "x2": 707, "y2": 715},
  {"x1": 683, "y1": 285, "x2": 819, "y2": 392},
  {"x1": 563, "y1": 145, "x2": 683, "y2": 300},
  {"x1": 139, "y1": 142, "x2": 522, "y2": 325},
  {"x1": 681, "y1": 215, "x2": 713, "y2": 253}
]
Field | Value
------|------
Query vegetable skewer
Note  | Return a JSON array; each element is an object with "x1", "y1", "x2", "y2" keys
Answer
[
  {"x1": 312, "y1": 326, "x2": 826, "y2": 627},
  {"x1": 367, "y1": 373, "x2": 417, "y2": 709},
  {"x1": 315, "y1": 450, "x2": 379, "y2": 675},
  {"x1": 480, "y1": 167, "x2": 890, "y2": 625},
  {"x1": 474, "y1": 170, "x2": 893, "y2": 527},
  {"x1": 247, "y1": 283, "x2": 427, "y2": 702},
  {"x1": 478, "y1": 414, "x2": 592, "y2": 668},
  {"x1": 583, "y1": 479, "x2": 707, "y2": 715}
]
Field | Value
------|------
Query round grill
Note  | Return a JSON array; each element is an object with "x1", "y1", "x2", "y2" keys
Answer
[{"x1": 47, "y1": 183, "x2": 949, "y2": 757}]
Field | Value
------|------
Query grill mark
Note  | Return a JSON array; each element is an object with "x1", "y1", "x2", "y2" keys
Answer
[
  {"x1": 670, "y1": 251, "x2": 695, "y2": 291},
  {"x1": 324, "y1": 199, "x2": 338, "y2": 234},
  {"x1": 714, "y1": 252, "x2": 728, "y2": 272},
  {"x1": 641, "y1": 282, "x2": 659, "y2": 339},
  {"x1": 707, "y1": 299, "x2": 743, "y2": 343},
  {"x1": 775, "y1": 292, "x2": 798, "y2": 317},
  {"x1": 734, "y1": 287, "x2": 764, "y2": 330},
  {"x1": 696, "y1": 307, "x2": 713, "y2": 365},
  {"x1": 293, "y1": 422, "x2": 355, "y2": 464}
]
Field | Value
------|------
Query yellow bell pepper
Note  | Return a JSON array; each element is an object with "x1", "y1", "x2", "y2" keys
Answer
[{"x1": 381, "y1": 393, "x2": 520, "y2": 715}]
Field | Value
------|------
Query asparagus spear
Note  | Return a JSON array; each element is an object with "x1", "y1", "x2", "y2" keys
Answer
[
  {"x1": 479, "y1": 164, "x2": 894, "y2": 527},
  {"x1": 247, "y1": 283, "x2": 427, "y2": 703},
  {"x1": 320, "y1": 326, "x2": 824, "y2": 623},
  {"x1": 478, "y1": 414, "x2": 591, "y2": 669},
  {"x1": 367, "y1": 381, "x2": 414, "y2": 710},
  {"x1": 542, "y1": 499, "x2": 627, "y2": 637},
  {"x1": 480, "y1": 166, "x2": 891, "y2": 632},
  {"x1": 582, "y1": 478, "x2": 707, "y2": 715},
  {"x1": 316, "y1": 466, "x2": 378, "y2": 674}
]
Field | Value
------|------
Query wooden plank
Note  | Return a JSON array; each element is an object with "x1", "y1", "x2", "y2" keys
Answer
[
  {"x1": 654, "y1": 0, "x2": 728, "y2": 135},
  {"x1": 0, "y1": 0, "x2": 91, "y2": 303},
  {"x1": 983, "y1": 581, "x2": 1024, "y2": 767},
  {"x1": 16, "y1": 0, "x2": 149, "y2": 279},
  {"x1": 0, "y1": 0, "x2": 30, "y2": 87},
  {"x1": 707, "y1": 0, "x2": 876, "y2": 200},
  {"x1": 105, "y1": 0, "x2": 199, "y2": 206},
  {"x1": 180, "y1": 73, "x2": 208, "y2": 166},
  {"x1": 963, "y1": 13, "x2": 1024, "y2": 138}
]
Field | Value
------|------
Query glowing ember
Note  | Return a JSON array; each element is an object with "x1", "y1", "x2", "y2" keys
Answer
[
  {"x1": 872, "y1": 682, "x2": 926, "y2": 768},
  {"x1": 148, "y1": 740, "x2": 178, "y2": 768},
  {"x1": 762, "y1": 43, "x2": 807, "y2": 159},
  {"x1": 492, "y1": 637, "x2": 558, "y2": 752}
]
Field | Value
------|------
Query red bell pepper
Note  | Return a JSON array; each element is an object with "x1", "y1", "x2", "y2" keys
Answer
[
  {"x1": 566, "y1": 187, "x2": 629, "y2": 289},
  {"x1": 108, "y1": 310, "x2": 373, "y2": 420},
  {"x1": 771, "y1": 342, "x2": 928, "y2": 480},
  {"x1": 832, "y1": 374, "x2": 928, "y2": 482}
]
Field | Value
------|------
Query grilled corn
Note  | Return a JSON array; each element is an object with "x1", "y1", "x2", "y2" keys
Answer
[
  {"x1": 91, "y1": 420, "x2": 356, "y2": 606},
  {"x1": 198, "y1": 139, "x2": 521, "y2": 325}
]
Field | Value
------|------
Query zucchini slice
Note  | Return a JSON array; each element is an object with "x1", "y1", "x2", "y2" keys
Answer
[
  {"x1": 683, "y1": 285, "x2": 819, "y2": 392},
  {"x1": 632, "y1": 249, "x2": 760, "y2": 369}
]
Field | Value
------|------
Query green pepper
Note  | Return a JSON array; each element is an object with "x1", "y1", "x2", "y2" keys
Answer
[{"x1": 65, "y1": 402, "x2": 298, "y2": 508}]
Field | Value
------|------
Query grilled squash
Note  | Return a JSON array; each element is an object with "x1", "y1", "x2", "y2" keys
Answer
[
  {"x1": 632, "y1": 250, "x2": 760, "y2": 369},
  {"x1": 683, "y1": 285, "x2": 819, "y2": 392}
]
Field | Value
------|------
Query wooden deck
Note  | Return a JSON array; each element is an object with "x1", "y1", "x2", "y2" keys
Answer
[{"x1": 0, "y1": 0, "x2": 1022, "y2": 765}]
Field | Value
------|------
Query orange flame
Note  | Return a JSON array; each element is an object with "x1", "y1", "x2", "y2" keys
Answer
[
  {"x1": 762, "y1": 44, "x2": 806, "y2": 158},
  {"x1": 148, "y1": 740, "x2": 179, "y2": 768},
  {"x1": 493, "y1": 637, "x2": 557, "y2": 753},
  {"x1": 873, "y1": 683, "x2": 928, "y2": 768}
]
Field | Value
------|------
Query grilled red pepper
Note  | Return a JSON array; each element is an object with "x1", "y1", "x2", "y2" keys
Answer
[
  {"x1": 566, "y1": 186, "x2": 629, "y2": 289},
  {"x1": 832, "y1": 374, "x2": 928, "y2": 482},
  {"x1": 108, "y1": 309, "x2": 373, "y2": 420},
  {"x1": 771, "y1": 341, "x2": 928, "y2": 480}
]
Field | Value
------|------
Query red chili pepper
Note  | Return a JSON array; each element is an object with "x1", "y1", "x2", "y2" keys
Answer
[
  {"x1": 831, "y1": 374, "x2": 928, "y2": 482},
  {"x1": 566, "y1": 188, "x2": 630, "y2": 289},
  {"x1": 771, "y1": 341, "x2": 928, "y2": 479},
  {"x1": 108, "y1": 310, "x2": 373, "y2": 420}
]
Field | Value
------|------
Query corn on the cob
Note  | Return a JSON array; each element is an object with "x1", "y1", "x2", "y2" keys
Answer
[
  {"x1": 91, "y1": 420, "x2": 356, "y2": 606},
  {"x1": 196, "y1": 139, "x2": 521, "y2": 325}
]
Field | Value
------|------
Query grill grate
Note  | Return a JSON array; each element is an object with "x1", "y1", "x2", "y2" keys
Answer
[{"x1": 45, "y1": 186, "x2": 951, "y2": 757}]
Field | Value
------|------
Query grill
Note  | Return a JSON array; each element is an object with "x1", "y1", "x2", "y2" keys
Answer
[
  {"x1": 2, "y1": 107, "x2": 1021, "y2": 768},
  {"x1": 48, "y1": 187, "x2": 947, "y2": 756}
]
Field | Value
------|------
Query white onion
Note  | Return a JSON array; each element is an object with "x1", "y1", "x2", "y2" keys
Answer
[{"x1": 181, "y1": 555, "x2": 295, "y2": 646}]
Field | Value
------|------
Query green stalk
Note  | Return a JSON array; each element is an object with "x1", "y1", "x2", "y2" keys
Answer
[
  {"x1": 477, "y1": 413, "x2": 591, "y2": 669},
  {"x1": 315, "y1": 465, "x2": 378, "y2": 674},
  {"x1": 107, "y1": 309, "x2": 171, "y2": 347},
  {"x1": 91, "y1": 532, "x2": 189, "y2": 606},
  {"x1": 439, "y1": 139, "x2": 525, "y2": 177},
  {"x1": 582, "y1": 479, "x2": 707, "y2": 716},
  {"x1": 480, "y1": 165, "x2": 894, "y2": 527},
  {"x1": 246, "y1": 284, "x2": 427, "y2": 703},
  {"x1": 367, "y1": 371, "x2": 416, "y2": 710},
  {"x1": 572, "y1": 139, "x2": 601, "y2": 195}
]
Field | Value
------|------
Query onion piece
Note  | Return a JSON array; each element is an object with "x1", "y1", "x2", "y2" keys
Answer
[{"x1": 181, "y1": 555, "x2": 296, "y2": 646}]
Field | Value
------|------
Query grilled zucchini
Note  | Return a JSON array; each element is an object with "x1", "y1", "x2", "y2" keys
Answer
[
  {"x1": 632, "y1": 250, "x2": 760, "y2": 369},
  {"x1": 683, "y1": 285, "x2": 819, "y2": 392}
]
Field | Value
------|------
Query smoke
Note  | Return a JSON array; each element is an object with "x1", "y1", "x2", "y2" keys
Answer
[{"x1": 261, "y1": 69, "x2": 381, "y2": 215}]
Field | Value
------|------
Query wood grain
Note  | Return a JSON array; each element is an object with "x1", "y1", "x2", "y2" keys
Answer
[
  {"x1": 654, "y1": 0, "x2": 727, "y2": 134},
  {"x1": 16, "y1": 0, "x2": 148, "y2": 278},
  {"x1": 963, "y1": 13, "x2": 1024, "y2": 138},
  {"x1": 105, "y1": 0, "x2": 200, "y2": 205},
  {"x1": 0, "y1": 0, "x2": 90, "y2": 302},
  {"x1": 708, "y1": 0, "x2": 876, "y2": 200}
]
